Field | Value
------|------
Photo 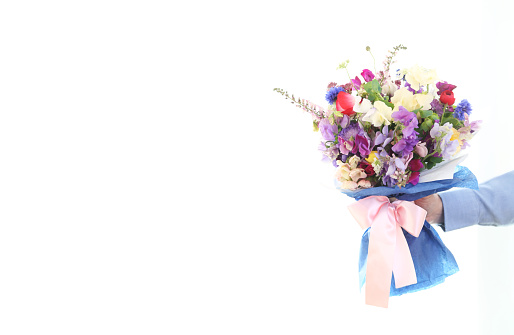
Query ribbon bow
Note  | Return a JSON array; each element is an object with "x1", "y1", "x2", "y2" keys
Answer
[{"x1": 348, "y1": 196, "x2": 427, "y2": 308}]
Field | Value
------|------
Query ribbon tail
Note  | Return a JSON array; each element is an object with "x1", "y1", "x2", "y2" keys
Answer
[
  {"x1": 365, "y1": 207, "x2": 396, "y2": 308},
  {"x1": 392, "y1": 225, "x2": 417, "y2": 289}
]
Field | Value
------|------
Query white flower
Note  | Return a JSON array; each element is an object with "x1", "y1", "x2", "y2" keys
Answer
[
  {"x1": 371, "y1": 159, "x2": 382, "y2": 175},
  {"x1": 354, "y1": 98, "x2": 372, "y2": 114},
  {"x1": 405, "y1": 65, "x2": 438, "y2": 91},
  {"x1": 362, "y1": 101, "x2": 393, "y2": 127},
  {"x1": 414, "y1": 93, "x2": 434, "y2": 110},
  {"x1": 430, "y1": 122, "x2": 453, "y2": 139},
  {"x1": 391, "y1": 87, "x2": 434, "y2": 111},
  {"x1": 348, "y1": 155, "x2": 361, "y2": 169},
  {"x1": 381, "y1": 81, "x2": 398, "y2": 96}
]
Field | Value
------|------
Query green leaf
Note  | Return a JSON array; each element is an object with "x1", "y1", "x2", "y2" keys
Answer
[
  {"x1": 420, "y1": 110, "x2": 433, "y2": 118},
  {"x1": 429, "y1": 156, "x2": 443, "y2": 164},
  {"x1": 442, "y1": 117, "x2": 463, "y2": 128},
  {"x1": 370, "y1": 79, "x2": 382, "y2": 93},
  {"x1": 384, "y1": 101, "x2": 394, "y2": 108},
  {"x1": 334, "y1": 110, "x2": 345, "y2": 118},
  {"x1": 425, "y1": 161, "x2": 435, "y2": 170},
  {"x1": 362, "y1": 79, "x2": 382, "y2": 95}
]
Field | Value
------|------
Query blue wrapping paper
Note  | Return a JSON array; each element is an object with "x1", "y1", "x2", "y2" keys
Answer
[{"x1": 341, "y1": 166, "x2": 478, "y2": 296}]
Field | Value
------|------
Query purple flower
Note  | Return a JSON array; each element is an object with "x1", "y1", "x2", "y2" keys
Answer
[
  {"x1": 361, "y1": 69, "x2": 375, "y2": 82},
  {"x1": 405, "y1": 81, "x2": 423, "y2": 94},
  {"x1": 392, "y1": 106, "x2": 418, "y2": 137},
  {"x1": 338, "y1": 122, "x2": 361, "y2": 141},
  {"x1": 430, "y1": 99, "x2": 444, "y2": 116},
  {"x1": 351, "y1": 76, "x2": 362, "y2": 90},
  {"x1": 374, "y1": 125, "x2": 394, "y2": 148},
  {"x1": 436, "y1": 81, "x2": 457, "y2": 95},
  {"x1": 319, "y1": 142, "x2": 339, "y2": 163},
  {"x1": 392, "y1": 106, "x2": 416, "y2": 124},
  {"x1": 351, "y1": 134, "x2": 371, "y2": 157},
  {"x1": 336, "y1": 114, "x2": 350, "y2": 128},
  {"x1": 319, "y1": 118, "x2": 338, "y2": 141},
  {"x1": 454, "y1": 99, "x2": 472, "y2": 121},
  {"x1": 392, "y1": 135, "x2": 419, "y2": 158},
  {"x1": 381, "y1": 154, "x2": 407, "y2": 187}
]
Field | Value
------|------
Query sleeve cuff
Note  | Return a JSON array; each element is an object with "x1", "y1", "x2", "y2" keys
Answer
[{"x1": 439, "y1": 188, "x2": 480, "y2": 232}]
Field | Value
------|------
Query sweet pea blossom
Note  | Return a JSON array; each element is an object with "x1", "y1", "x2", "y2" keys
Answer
[
  {"x1": 436, "y1": 81, "x2": 457, "y2": 95},
  {"x1": 374, "y1": 125, "x2": 394, "y2": 149},
  {"x1": 390, "y1": 87, "x2": 433, "y2": 111},
  {"x1": 361, "y1": 69, "x2": 375, "y2": 82},
  {"x1": 430, "y1": 122, "x2": 459, "y2": 159},
  {"x1": 353, "y1": 98, "x2": 373, "y2": 114},
  {"x1": 350, "y1": 169, "x2": 367, "y2": 182},
  {"x1": 381, "y1": 80, "x2": 398, "y2": 96},
  {"x1": 352, "y1": 134, "x2": 372, "y2": 157},
  {"x1": 319, "y1": 142, "x2": 340, "y2": 163},
  {"x1": 351, "y1": 76, "x2": 362, "y2": 90},
  {"x1": 357, "y1": 179, "x2": 372, "y2": 188},
  {"x1": 362, "y1": 101, "x2": 393, "y2": 127},
  {"x1": 414, "y1": 142, "x2": 428, "y2": 157},
  {"x1": 348, "y1": 155, "x2": 361, "y2": 169},
  {"x1": 404, "y1": 65, "x2": 438, "y2": 91},
  {"x1": 335, "y1": 159, "x2": 370, "y2": 190},
  {"x1": 318, "y1": 118, "x2": 338, "y2": 141}
]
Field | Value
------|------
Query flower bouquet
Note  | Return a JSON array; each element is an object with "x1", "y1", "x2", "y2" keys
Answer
[{"x1": 274, "y1": 45, "x2": 482, "y2": 308}]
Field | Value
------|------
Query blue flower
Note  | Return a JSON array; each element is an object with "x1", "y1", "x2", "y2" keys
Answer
[
  {"x1": 325, "y1": 86, "x2": 345, "y2": 104},
  {"x1": 454, "y1": 99, "x2": 472, "y2": 121}
]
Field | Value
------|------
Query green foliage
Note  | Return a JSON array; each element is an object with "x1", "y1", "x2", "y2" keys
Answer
[
  {"x1": 420, "y1": 110, "x2": 433, "y2": 118},
  {"x1": 441, "y1": 116, "x2": 463, "y2": 129},
  {"x1": 424, "y1": 156, "x2": 443, "y2": 170},
  {"x1": 362, "y1": 79, "x2": 383, "y2": 103},
  {"x1": 420, "y1": 119, "x2": 433, "y2": 132}
]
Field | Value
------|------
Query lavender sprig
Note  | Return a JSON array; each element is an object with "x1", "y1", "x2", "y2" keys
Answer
[{"x1": 273, "y1": 88, "x2": 325, "y2": 119}]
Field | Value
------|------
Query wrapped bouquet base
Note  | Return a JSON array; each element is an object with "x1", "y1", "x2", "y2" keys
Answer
[{"x1": 342, "y1": 166, "x2": 477, "y2": 307}]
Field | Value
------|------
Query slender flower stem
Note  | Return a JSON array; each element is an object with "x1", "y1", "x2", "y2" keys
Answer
[
  {"x1": 367, "y1": 47, "x2": 377, "y2": 74},
  {"x1": 273, "y1": 88, "x2": 324, "y2": 118},
  {"x1": 345, "y1": 68, "x2": 352, "y2": 82}
]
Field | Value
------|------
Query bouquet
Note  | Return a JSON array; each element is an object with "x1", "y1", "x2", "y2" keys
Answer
[{"x1": 274, "y1": 45, "x2": 482, "y2": 308}]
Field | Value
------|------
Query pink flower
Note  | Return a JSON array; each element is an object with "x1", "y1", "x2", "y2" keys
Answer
[
  {"x1": 409, "y1": 159, "x2": 423, "y2": 172},
  {"x1": 361, "y1": 69, "x2": 375, "y2": 82},
  {"x1": 414, "y1": 142, "x2": 428, "y2": 157},
  {"x1": 351, "y1": 76, "x2": 362, "y2": 90},
  {"x1": 358, "y1": 179, "x2": 372, "y2": 188},
  {"x1": 408, "y1": 172, "x2": 420, "y2": 186},
  {"x1": 338, "y1": 138, "x2": 354, "y2": 155},
  {"x1": 349, "y1": 169, "x2": 367, "y2": 182}
]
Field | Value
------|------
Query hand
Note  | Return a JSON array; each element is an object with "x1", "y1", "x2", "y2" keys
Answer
[{"x1": 414, "y1": 194, "x2": 444, "y2": 224}]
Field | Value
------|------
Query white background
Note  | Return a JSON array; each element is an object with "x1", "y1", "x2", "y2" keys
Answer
[{"x1": 0, "y1": 0, "x2": 513, "y2": 334}]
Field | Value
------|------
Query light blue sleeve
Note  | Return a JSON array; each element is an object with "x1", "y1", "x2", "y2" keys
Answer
[{"x1": 439, "y1": 171, "x2": 514, "y2": 231}]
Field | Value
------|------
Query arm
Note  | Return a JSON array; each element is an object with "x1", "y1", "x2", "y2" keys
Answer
[{"x1": 416, "y1": 170, "x2": 514, "y2": 231}]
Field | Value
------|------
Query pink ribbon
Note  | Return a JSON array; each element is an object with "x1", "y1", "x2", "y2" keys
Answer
[{"x1": 348, "y1": 196, "x2": 427, "y2": 308}]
